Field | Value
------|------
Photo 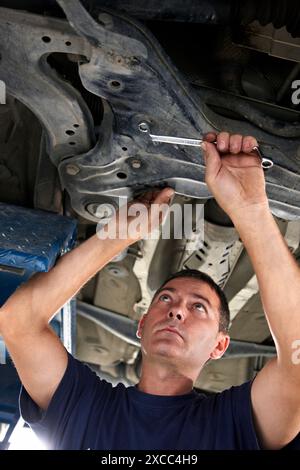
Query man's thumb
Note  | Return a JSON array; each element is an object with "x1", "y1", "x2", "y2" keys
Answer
[{"x1": 201, "y1": 142, "x2": 221, "y2": 179}]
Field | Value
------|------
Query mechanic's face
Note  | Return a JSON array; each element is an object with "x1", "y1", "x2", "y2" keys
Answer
[{"x1": 137, "y1": 277, "x2": 230, "y2": 372}]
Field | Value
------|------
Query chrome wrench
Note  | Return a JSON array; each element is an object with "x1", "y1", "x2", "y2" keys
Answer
[{"x1": 138, "y1": 123, "x2": 273, "y2": 170}]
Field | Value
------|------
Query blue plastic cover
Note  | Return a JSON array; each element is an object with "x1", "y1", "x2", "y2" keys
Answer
[{"x1": 0, "y1": 203, "x2": 77, "y2": 273}]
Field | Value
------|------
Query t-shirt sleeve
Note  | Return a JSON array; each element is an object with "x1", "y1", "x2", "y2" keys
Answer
[
  {"x1": 203, "y1": 380, "x2": 260, "y2": 449},
  {"x1": 212, "y1": 380, "x2": 260, "y2": 450},
  {"x1": 230, "y1": 380, "x2": 261, "y2": 449},
  {"x1": 19, "y1": 351, "x2": 114, "y2": 449}
]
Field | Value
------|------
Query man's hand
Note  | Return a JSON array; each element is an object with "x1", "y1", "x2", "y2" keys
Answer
[
  {"x1": 105, "y1": 187, "x2": 175, "y2": 242},
  {"x1": 202, "y1": 132, "x2": 269, "y2": 219}
]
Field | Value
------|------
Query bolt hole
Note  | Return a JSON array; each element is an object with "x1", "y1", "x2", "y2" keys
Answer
[
  {"x1": 117, "y1": 172, "x2": 127, "y2": 180},
  {"x1": 122, "y1": 146, "x2": 128, "y2": 152},
  {"x1": 108, "y1": 80, "x2": 122, "y2": 90},
  {"x1": 69, "y1": 142, "x2": 76, "y2": 146},
  {"x1": 65, "y1": 41, "x2": 72, "y2": 46},
  {"x1": 73, "y1": 124, "x2": 79, "y2": 128},
  {"x1": 42, "y1": 36, "x2": 51, "y2": 43},
  {"x1": 66, "y1": 130, "x2": 75, "y2": 136}
]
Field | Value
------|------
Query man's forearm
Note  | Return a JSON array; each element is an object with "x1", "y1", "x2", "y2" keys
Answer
[
  {"x1": 231, "y1": 205, "x2": 300, "y2": 361},
  {"x1": 0, "y1": 233, "x2": 133, "y2": 335}
]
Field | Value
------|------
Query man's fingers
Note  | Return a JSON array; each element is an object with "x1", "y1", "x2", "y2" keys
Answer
[
  {"x1": 136, "y1": 188, "x2": 174, "y2": 209},
  {"x1": 242, "y1": 136, "x2": 258, "y2": 153},
  {"x1": 214, "y1": 132, "x2": 258, "y2": 155},
  {"x1": 153, "y1": 187, "x2": 175, "y2": 205},
  {"x1": 203, "y1": 132, "x2": 217, "y2": 143},
  {"x1": 229, "y1": 134, "x2": 243, "y2": 154},
  {"x1": 202, "y1": 141, "x2": 221, "y2": 182},
  {"x1": 204, "y1": 132, "x2": 258, "y2": 155},
  {"x1": 216, "y1": 132, "x2": 230, "y2": 152},
  {"x1": 221, "y1": 154, "x2": 261, "y2": 168}
]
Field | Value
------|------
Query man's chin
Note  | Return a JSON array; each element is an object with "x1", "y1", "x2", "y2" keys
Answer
[{"x1": 151, "y1": 344, "x2": 183, "y2": 360}]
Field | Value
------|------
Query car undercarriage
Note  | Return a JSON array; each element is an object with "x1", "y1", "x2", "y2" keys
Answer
[{"x1": 0, "y1": 0, "x2": 300, "y2": 399}]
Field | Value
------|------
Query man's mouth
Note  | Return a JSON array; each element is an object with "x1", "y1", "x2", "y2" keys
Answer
[{"x1": 158, "y1": 327, "x2": 183, "y2": 340}]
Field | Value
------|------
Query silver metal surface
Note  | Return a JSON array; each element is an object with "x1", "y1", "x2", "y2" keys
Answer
[
  {"x1": 150, "y1": 134, "x2": 204, "y2": 147},
  {"x1": 253, "y1": 146, "x2": 274, "y2": 169},
  {"x1": 0, "y1": 7, "x2": 94, "y2": 165}
]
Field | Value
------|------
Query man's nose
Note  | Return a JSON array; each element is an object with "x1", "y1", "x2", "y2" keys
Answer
[{"x1": 168, "y1": 309, "x2": 184, "y2": 321}]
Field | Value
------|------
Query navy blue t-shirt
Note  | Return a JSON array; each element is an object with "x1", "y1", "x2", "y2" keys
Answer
[{"x1": 19, "y1": 352, "x2": 260, "y2": 450}]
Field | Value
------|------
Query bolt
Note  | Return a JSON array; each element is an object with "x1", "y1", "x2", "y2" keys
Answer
[
  {"x1": 66, "y1": 164, "x2": 80, "y2": 176},
  {"x1": 98, "y1": 13, "x2": 113, "y2": 28},
  {"x1": 87, "y1": 203, "x2": 115, "y2": 220},
  {"x1": 131, "y1": 159, "x2": 141, "y2": 169},
  {"x1": 138, "y1": 122, "x2": 150, "y2": 133},
  {"x1": 97, "y1": 204, "x2": 114, "y2": 219}
]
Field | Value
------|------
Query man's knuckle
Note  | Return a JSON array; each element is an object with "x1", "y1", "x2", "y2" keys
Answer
[
  {"x1": 218, "y1": 131, "x2": 227, "y2": 139},
  {"x1": 244, "y1": 135, "x2": 254, "y2": 145}
]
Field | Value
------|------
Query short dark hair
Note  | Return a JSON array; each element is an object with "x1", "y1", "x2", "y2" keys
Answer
[{"x1": 152, "y1": 269, "x2": 230, "y2": 333}]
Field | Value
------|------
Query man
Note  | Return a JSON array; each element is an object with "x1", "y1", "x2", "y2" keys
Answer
[{"x1": 0, "y1": 132, "x2": 300, "y2": 450}]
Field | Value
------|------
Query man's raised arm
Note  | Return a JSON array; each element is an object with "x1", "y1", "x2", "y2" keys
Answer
[
  {"x1": 203, "y1": 132, "x2": 300, "y2": 449},
  {"x1": 0, "y1": 188, "x2": 174, "y2": 410}
]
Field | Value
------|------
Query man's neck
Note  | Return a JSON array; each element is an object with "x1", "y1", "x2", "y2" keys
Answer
[{"x1": 137, "y1": 360, "x2": 196, "y2": 396}]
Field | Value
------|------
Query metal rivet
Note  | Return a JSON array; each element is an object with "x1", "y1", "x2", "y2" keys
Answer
[
  {"x1": 98, "y1": 13, "x2": 113, "y2": 28},
  {"x1": 131, "y1": 159, "x2": 141, "y2": 169},
  {"x1": 66, "y1": 164, "x2": 80, "y2": 176},
  {"x1": 87, "y1": 203, "x2": 115, "y2": 220}
]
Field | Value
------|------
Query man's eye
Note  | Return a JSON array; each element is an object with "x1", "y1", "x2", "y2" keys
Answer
[
  {"x1": 194, "y1": 303, "x2": 206, "y2": 312},
  {"x1": 159, "y1": 294, "x2": 170, "y2": 302}
]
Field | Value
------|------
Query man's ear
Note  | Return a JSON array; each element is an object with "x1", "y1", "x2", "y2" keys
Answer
[
  {"x1": 136, "y1": 314, "x2": 147, "y2": 339},
  {"x1": 210, "y1": 333, "x2": 230, "y2": 360}
]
